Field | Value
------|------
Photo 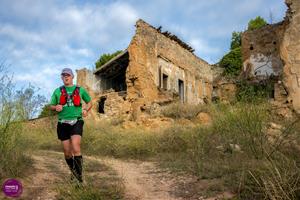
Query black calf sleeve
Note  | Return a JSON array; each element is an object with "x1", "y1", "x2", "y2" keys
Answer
[
  {"x1": 65, "y1": 157, "x2": 74, "y2": 171},
  {"x1": 73, "y1": 155, "x2": 83, "y2": 182}
]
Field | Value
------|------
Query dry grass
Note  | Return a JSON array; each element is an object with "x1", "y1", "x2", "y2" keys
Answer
[
  {"x1": 17, "y1": 101, "x2": 300, "y2": 200},
  {"x1": 161, "y1": 102, "x2": 210, "y2": 119}
]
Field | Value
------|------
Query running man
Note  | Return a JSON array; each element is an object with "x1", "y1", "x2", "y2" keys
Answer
[{"x1": 50, "y1": 68, "x2": 92, "y2": 183}]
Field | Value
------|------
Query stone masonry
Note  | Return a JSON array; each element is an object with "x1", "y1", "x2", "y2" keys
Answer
[
  {"x1": 241, "y1": 0, "x2": 300, "y2": 113},
  {"x1": 77, "y1": 19, "x2": 213, "y2": 120}
]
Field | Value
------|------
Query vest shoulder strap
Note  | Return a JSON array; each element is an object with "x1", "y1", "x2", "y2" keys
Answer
[
  {"x1": 60, "y1": 86, "x2": 67, "y2": 93},
  {"x1": 73, "y1": 86, "x2": 80, "y2": 94}
]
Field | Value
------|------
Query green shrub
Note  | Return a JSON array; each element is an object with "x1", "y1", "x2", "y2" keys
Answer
[
  {"x1": 39, "y1": 104, "x2": 57, "y2": 118},
  {"x1": 236, "y1": 80, "x2": 274, "y2": 102},
  {"x1": 219, "y1": 47, "x2": 242, "y2": 77},
  {"x1": 248, "y1": 16, "x2": 267, "y2": 31},
  {"x1": 95, "y1": 50, "x2": 122, "y2": 69},
  {"x1": 230, "y1": 31, "x2": 242, "y2": 50}
]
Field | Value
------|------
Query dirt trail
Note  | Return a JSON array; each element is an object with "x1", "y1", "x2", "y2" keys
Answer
[
  {"x1": 17, "y1": 151, "x2": 184, "y2": 200},
  {"x1": 19, "y1": 152, "x2": 67, "y2": 200},
  {"x1": 98, "y1": 157, "x2": 183, "y2": 200},
  {"x1": 100, "y1": 158, "x2": 233, "y2": 200},
  {"x1": 10, "y1": 150, "x2": 231, "y2": 200}
]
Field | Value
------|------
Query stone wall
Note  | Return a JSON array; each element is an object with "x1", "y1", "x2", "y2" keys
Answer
[
  {"x1": 213, "y1": 79, "x2": 237, "y2": 103},
  {"x1": 242, "y1": 23, "x2": 286, "y2": 78},
  {"x1": 241, "y1": 0, "x2": 300, "y2": 113},
  {"x1": 76, "y1": 68, "x2": 100, "y2": 93},
  {"x1": 96, "y1": 91, "x2": 131, "y2": 118},
  {"x1": 77, "y1": 20, "x2": 213, "y2": 120},
  {"x1": 75, "y1": 68, "x2": 100, "y2": 120},
  {"x1": 281, "y1": 0, "x2": 300, "y2": 113},
  {"x1": 126, "y1": 20, "x2": 213, "y2": 118}
]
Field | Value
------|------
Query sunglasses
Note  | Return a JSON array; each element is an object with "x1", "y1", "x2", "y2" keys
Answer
[{"x1": 61, "y1": 73, "x2": 71, "y2": 77}]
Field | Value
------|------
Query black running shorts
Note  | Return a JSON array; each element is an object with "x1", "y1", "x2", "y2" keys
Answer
[{"x1": 57, "y1": 120, "x2": 84, "y2": 141}]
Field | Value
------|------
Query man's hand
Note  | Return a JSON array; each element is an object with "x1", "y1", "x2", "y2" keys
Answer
[
  {"x1": 55, "y1": 105, "x2": 63, "y2": 112},
  {"x1": 82, "y1": 109, "x2": 88, "y2": 117},
  {"x1": 82, "y1": 101, "x2": 92, "y2": 117}
]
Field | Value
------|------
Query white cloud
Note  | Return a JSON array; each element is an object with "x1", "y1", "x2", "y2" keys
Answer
[
  {"x1": 0, "y1": 0, "x2": 139, "y2": 62},
  {"x1": 41, "y1": 67, "x2": 60, "y2": 76},
  {"x1": 13, "y1": 64, "x2": 82, "y2": 97},
  {"x1": 0, "y1": 0, "x2": 287, "y2": 94},
  {"x1": 0, "y1": 24, "x2": 43, "y2": 44},
  {"x1": 190, "y1": 38, "x2": 221, "y2": 55}
]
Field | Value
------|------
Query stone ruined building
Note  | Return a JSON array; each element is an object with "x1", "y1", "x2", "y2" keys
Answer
[
  {"x1": 241, "y1": 0, "x2": 300, "y2": 115},
  {"x1": 211, "y1": 65, "x2": 238, "y2": 103},
  {"x1": 77, "y1": 20, "x2": 213, "y2": 121}
]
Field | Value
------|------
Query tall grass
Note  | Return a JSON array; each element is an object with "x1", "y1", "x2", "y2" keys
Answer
[
  {"x1": 22, "y1": 116, "x2": 61, "y2": 152},
  {"x1": 0, "y1": 121, "x2": 32, "y2": 179},
  {"x1": 82, "y1": 120, "x2": 159, "y2": 159},
  {"x1": 0, "y1": 69, "x2": 28, "y2": 180},
  {"x1": 22, "y1": 101, "x2": 300, "y2": 199},
  {"x1": 81, "y1": 102, "x2": 300, "y2": 199},
  {"x1": 0, "y1": 64, "x2": 45, "y2": 180}
]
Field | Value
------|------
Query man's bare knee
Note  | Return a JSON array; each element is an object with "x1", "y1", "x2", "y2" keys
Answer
[
  {"x1": 62, "y1": 140, "x2": 73, "y2": 158},
  {"x1": 72, "y1": 146, "x2": 81, "y2": 155},
  {"x1": 71, "y1": 135, "x2": 81, "y2": 156}
]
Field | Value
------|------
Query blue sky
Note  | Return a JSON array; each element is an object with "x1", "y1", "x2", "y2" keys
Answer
[{"x1": 0, "y1": 0, "x2": 287, "y2": 98}]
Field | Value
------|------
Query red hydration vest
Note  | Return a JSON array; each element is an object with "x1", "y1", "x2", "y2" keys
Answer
[{"x1": 59, "y1": 86, "x2": 81, "y2": 106}]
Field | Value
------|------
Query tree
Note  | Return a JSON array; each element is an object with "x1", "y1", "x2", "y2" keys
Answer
[
  {"x1": 230, "y1": 31, "x2": 242, "y2": 50},
  {"x1": 0, "y1": 62, "x2": 14, "y2": 125},
  {"x1": 248, "y1": 16, "x2": 267, "y2": 31},
  {"x1": 219, "y1": 31, "x2": 242, "y2": 77},
  {"x1": 95, "y1": 50, "x2": 122, "y2": 69},
  {"x1": 15, "y1": 85, "x2": 47, "y2": 120},
  {"x1": 218, "y1": 16, "x2": 267, "y2": 77},
  {"x1": 219, "y1": 47, "x2": 242, "y2": 76},
  {"x1": 0, "y1": 62, "x2": 48, "y2": 178},
  {"x1": 39, "y1": 104, "x2": 57, "y2": 118}
]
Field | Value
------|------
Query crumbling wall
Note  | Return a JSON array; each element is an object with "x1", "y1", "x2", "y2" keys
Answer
[
  {"x1": 281, "y1": 0, "x2": 300, "y2": 113},
  {"x1": 96, "y1": 92, "x2": 131, "y2": 118},
  {"x1": 157, "y1": 56, "x2": 185, "y2": 100},
  {"x1": 126, "y1": 20, "x2": 213, "y2": 119},
  {"x1": 76, "y1": 68, "x2": 100, "y2": 93},
  {"x1": 213, "y1": 79, "x2": 237, "y2": 103},
  {"x1": 76, "y1": 68, "x2": 101, "y2": 120},
  {"x1": 77, "y1": 65, "x2": 131, "y2": 119},
  {"x1": 242, "y1": 23, "x2": 286, "y2": 78},
  {"x1": 77, "y1": 20, "x2": 213, "y2": 120},
  {"x1": 241, "y1": 0, "x2": 300, "y2": 113}
]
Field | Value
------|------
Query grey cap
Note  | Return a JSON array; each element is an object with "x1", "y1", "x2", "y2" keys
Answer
[{"x1": 61, "y1": 68, "x2": 74, "y2": 77}]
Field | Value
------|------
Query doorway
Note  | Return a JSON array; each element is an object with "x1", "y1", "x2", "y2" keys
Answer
[
  {"x1": 98, "y1": 97, "x2": 107, "y2": 113},
  {"x1": 178, "y1": 79, "x2": 184, "y2": 103}
]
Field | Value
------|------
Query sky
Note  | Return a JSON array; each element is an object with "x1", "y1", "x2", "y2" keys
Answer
[{"x1": 0, "y1": 0, "x2": 287, "y2": 99}]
